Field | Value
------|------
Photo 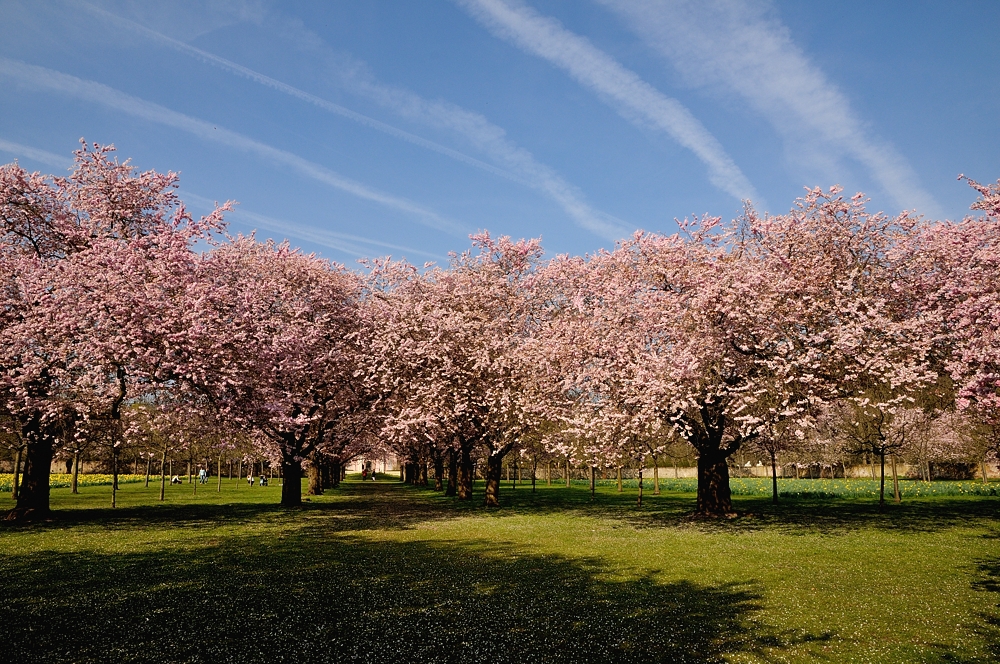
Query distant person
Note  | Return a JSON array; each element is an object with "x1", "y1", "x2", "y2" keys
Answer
[
  {"x1": 247, "y1": 473, "x2": 253, "y2": 486},
  {"x1": 198, "y1": 468, "x2": 207, "y2": 484},
  {"x1": 260, "y1": 475, "x2": 267, "y2": 486},
  {"x1": 362, "y1": 468, "x2": 368, "y2": 481}
]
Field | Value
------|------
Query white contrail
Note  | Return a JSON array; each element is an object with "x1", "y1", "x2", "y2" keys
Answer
[
  {"x1": 76, "y1": 2, "x2": 529, "y2": 187},
  {"x1": 456, "y1": 0, "x2": 757, "y2": 202},
  {"x1": 182, "y1": 191, "x2": 442, "y2": 262},
  {"x1": 0, "y1": 58, "x2": 466, "y2": 235},
  {"x1": 598, "y1": 0, "x2": 940, "y2": 216},
  {"x1": 78, "y1": 1, "x2": 631, "y2": 240},
  {"x1": 0, "y1": 138, "x2": 74, "y2": 170}
]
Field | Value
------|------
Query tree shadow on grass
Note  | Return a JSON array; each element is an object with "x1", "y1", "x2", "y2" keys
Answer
[
  {"x1": 0, "y1": 482, "x2": 470, "y2": 535},
  {"x1": 923, "y1": 553, "x2": 1000, "y2": 663},
  {"x1": 0, "y1": 527, "x2": 830, "y2": 663}
]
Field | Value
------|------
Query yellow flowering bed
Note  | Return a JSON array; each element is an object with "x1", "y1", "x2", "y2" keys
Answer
[{"x1": 0, "y1": 474, "x2": 146, "y2": 492}]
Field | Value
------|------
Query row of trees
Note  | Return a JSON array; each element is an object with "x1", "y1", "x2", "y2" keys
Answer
[{"x1": 2, "y1": 142, "x2": 998, "y2": 520}]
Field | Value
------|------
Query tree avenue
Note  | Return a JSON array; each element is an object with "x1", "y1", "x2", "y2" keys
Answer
[{"x1": 2, "y1": 144, "x2": 1000, "y2": 520}]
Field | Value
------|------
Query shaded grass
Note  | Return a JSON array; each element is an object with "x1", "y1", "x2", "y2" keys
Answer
[{"x1": 2, "y1": 478, "x2": 1000, "y2": 662}]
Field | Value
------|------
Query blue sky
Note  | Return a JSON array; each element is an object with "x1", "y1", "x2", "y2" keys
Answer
[{"x1": 0, "y1": 0, "x2": 997, "y2": 264}]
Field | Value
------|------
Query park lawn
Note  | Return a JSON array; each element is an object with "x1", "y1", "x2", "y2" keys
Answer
[{"x1": 1, "y1": 478, "x2": 999, "y2": 663}]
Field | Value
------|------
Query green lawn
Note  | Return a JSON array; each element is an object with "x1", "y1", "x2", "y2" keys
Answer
[{"x1": 2, "y1": 477, "x2": 999, "y2": 663}]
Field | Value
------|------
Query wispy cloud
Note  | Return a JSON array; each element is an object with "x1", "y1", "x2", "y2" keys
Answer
[
  {"x1": 455, "y1": 0, "x2": 757, "y2": 202},
  {"x1": 182, "y1": 191, "x2": 442, "y2": 262},
  {"x1": 598, "y1": 0, "x2": 940, "y2": 215},
  {"x1": 0, "y1": 58, "x2": 465, "y2": 235},
  {"x1": 78, "y1": 2, "x2": 529, "y2": 187},
  {"x1": 81, "y1": 2, "x2": 632, "y2": 241},
  {"x1": 0, "y1": 138, "x2": 74, "y2": 170}
]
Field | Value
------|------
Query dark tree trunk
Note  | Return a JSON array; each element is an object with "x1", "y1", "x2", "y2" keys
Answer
[
  {"x1": 445, "y1": 448, "x2": 458, "y2": 497},
  {"x1": 72, "y1": 450, "x2": 81, "y2": 494},
  {"x1": 770, "y1": 450, "x2": 779, "y2": 504},
  {"x1": 331, "y1": 459, "x2": 341, "y2": 488},
  {"x1": 879, "y1": 449, "x2": 886, "y2": 509},
  {"x1": 11, "y1": 446, "x2": 22, "y2": 500},
  {"x1": 457, "y1": 447, "x2": 473, "y2": 500},
  {"x1": 484, "y1": 454, "x2": 503, "y2": 507},
  {"x1": 617, "y1": 466, "x2": 623, "y2": 493},
  {"x1": 159, "y1": 448, "x2": 166, "y2": 502},
  {"x1": 589, "y1": 466, "x2": 596, "y2": 499},
  {"x1": 891, "y1": 454, "x2": 900, "y2": 503},
  {"x1": 307, "y1": 452, "x2": 323, "y2": 495},
  {"x1": 281, "y1": 456, "x2": 303, "y2": 507},
  {"x1": 434, "y1": 455, "x2": 444, "y2": 491},
  {"x1": 145, "y1": 454, "x2": 151, "y2": 488},
  {"x1": 653, "y1": 458, "x2": 660, "y2": 495},
  {"x1": 637, "y1": 466, "x2": 643, "y2": 507},
  {"x1": 696, "y1": 453, "x2": 734, "y2": 516},
  {"x1": 10, "y1": 425, "x2": 54, "y2": 520},
  {"x1": 531, "y1": 458, "x2": 537, "y2": 493},
  {"x1": 418, "y1": 460, "x2": 428, "y2": 486},
  {"x1": 112, "y1": 446, "x2": 119, "y2": 508},
  {"x1": 565, "y1": 458, "x2": 571, "y2": 488}
]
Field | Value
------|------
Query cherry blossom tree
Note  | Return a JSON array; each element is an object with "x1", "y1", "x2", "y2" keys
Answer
[
  {"x1": 368, "y1": 233, "x2": 545, "y2": 507},
  {"x1": 176, "y1": 237, "x2": 366, "y2": 507},
  {"x1": 0, "y1": 143, "x2": 225, "y2": 519}
]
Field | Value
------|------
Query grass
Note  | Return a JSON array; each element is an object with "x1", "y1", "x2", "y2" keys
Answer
[{"x1": 2, "y1": 475, "x2": 1000, "y2": 663}]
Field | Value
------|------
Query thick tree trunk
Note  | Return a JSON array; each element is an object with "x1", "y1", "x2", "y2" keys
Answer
[
  {"x1": 457, "y1": 447, "x2": 474, "y2": 500},
  {"x1": 434, "y1": 455, "x2": 444, "y2": 491},
  {"x1": 418, "y1": 460, "x2": 428, "y2": 486},
  {"x1": 982, "y1": 457, "x2": 989, "y2": 484},
  {"x1": 446, "y1": 449, "x2": 458, "y2": 497},
  {"x1": 307, "y1": 453, "x2": 323, "y2": 495},
  {"x1": 331, "y1": 459, "x2": 341, "y2": 488},
  {"x1": 770, "y1": 450, "x2": 778, "y2": 504},
  {"x1": 281, "y1": 457, "x2": 303, "y2": 507},
  {"x1": 695, "y1": 454, "x2": 734, "y2": 517},
  {"x1": 484, "y1": 454, "x2": 503, "y2": 507},
  {"x1": 10, "y1": 433, "x2": 54, "y2": 519}
]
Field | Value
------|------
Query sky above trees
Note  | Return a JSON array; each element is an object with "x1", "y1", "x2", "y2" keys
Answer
[{"x1": 0, "y1": 0, "x2": 996, "y2": 263}]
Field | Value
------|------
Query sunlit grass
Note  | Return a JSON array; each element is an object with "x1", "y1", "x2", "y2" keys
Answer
[{"x1": 2, "y1": 477, "x2": 999, "y2": 662}]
